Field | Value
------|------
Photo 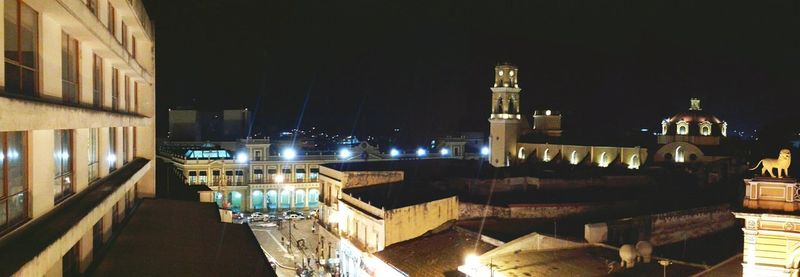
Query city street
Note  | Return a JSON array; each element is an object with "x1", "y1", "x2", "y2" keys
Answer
[{"x1": 251, "y1": 218, "x2": 332, "y2": 277}]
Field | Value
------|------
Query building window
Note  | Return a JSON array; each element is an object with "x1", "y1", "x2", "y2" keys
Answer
[
  {"x1": 4, "y1": 0, "x2": 39, "y2": 97},
  {"x1": 132, "y1": 127, "x2": 137, "y2": 157},
  {"x1": 131, "y1": 36, "x2": 137, "y2": 59},
  {"x1": 253, "y1": 169, "x2": 264, "y2": 183},
  {"x1": 254, "y1": 150, "x2": 262, "y2": 161},
  {"x1": 295, "y1": 168, "x2": 305, "y2": 182},
  {"x1": 0, "y1": 131, "x2": 28, "y2": 233},
  {"x1": 188, "y1": 171, "x2": 197, "y2": 185},
  {"x1": 54, "y1": 130, "x2": 74, "y2": 203},
  {"x1": 675, "y1": 146, "x2": 685, "y2": 163},
  {"x1": 701, "y1": 126, "x2": 711, "y2": 136},
  {"x1": 88, "y1": 128, "x2": 99, "y2": 182},
  {"x1": 108, "y1": 127, "x2": 117, "y2": 172},
  {"x1": 122, "y1": 127, "x2": 129, "y2": 164},
  {"x1": 212, "y1": 170, "x2": 220, "y2": 185},
  {"x1": 107, "y1": 4, "x2": 116, "y2": 37},
  {"x1": 224, "y1": 170, "x2": 233, "y2": 185},
  {"x1": 198, "y1": 171, "x2": 207, "y2": 185},
  {"x1": 309, "y1": 168, "x2": 319, "y2": 181},
  {"x1": 282, "y1": 168, "x2": 291, "y2": 182},
  {"x1": 124, "y1": 76, "x2": 130, "y2": 112},
  {"x1": 111, "y1": 68, "x2": 119, "y2": 111},
  {"x1": 121, "y1": 22, "x2": 128, "y2": 50},
  {"x1": 676, "y1": 121, "x2": 689, "y2": 135},
  {"x1": 61, "y1": 32, "x2": 79, "y2": 104},
  {"x1": 234, "y1": 170, "x2": 244, "y2": 185},
  {"x1": 92, "y1": 54, "x2": 103, "y2": 108},
  {"x1": 133, "y1": 82, "x2": 138, "y2": 113}
]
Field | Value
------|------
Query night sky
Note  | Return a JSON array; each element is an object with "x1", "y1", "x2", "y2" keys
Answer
[{"x1": 144, "y1": 0, "x2": 799, "y2": 141}]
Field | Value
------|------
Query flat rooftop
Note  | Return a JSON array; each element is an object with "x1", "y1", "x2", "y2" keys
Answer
[
  {"x1": 342, "y1": 181, "x2": 456, "y2": 210},
  {"x1": 323, "y1": 158, "x2": 653, "y2": 180},
  {"x1": 480, "y1": 246, "x2": 704, "y2": 276},
  {"x1": 92, "y1": 199, "x2": 274, "y2": 276},
  {"x1": 374, "y1": 229, "x2": 495, "y2": 277}
]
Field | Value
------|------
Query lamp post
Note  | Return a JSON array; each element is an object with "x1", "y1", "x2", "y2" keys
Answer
[{"x1": 658, "y1": 260, "x2": 672, "y2": 277}]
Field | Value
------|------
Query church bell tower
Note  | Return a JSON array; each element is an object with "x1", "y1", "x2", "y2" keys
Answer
[{"x1": 488, "y1": 64, "x2": 521, "y2": 167}]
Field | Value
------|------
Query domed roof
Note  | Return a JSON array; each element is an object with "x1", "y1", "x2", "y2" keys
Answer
[{"x1": 666, "y1": 98, "x2": 723, "y2": 124}]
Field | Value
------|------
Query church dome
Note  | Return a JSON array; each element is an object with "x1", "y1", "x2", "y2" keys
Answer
[{"x1": 661, "y1": 98, "x2": 727, "y2": 137}]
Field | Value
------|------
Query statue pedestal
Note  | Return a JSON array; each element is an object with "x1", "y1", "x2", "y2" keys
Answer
[{"x1": 736, "y1": 177, "x2": 800, "y2": 277}]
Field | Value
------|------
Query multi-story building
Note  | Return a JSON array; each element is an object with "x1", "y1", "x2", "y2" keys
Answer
[
  {"x1": 0, "y1": 0, "x2": 155, "y2": 275},
  {"x1": 159, "y1": 138, "x2": 467, "y2": 213}
]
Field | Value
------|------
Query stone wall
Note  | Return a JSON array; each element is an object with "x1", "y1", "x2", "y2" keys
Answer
[
  {"x1": 459, "y1": 201, "x2": 637, "y2": 220},
  {"x1": 585, "y1": 204, "x2": 735, "y2": 246}
]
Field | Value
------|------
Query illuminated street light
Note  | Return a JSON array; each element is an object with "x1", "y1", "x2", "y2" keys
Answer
[
  {"x1": 389, "y1": 148, "x2": 400, "y2": 157},
  {"x1": 106, "y1": 153, "x2": 117, "y2": 163},
  {"x1": 440, "y1": 148, "x2": 450, "y2": 156},
  {"x1": 274, "y1": 174, "x2": 285, "y2": 183},
  {"x1": 236, "y1": 153, "x2": 249, "y2": 163},
  {"x1": 416, "y1": 148, "x2": 427, "y2": 157},
  {"x1": 339, "y1": 148, "x2": 352, "y2": 159},
  {"x1": 480, "y1": 146, "x2": 490, "y2": 156},
  {"x1": 282, "y1": 148, "x2": 297, "y2": 160}
]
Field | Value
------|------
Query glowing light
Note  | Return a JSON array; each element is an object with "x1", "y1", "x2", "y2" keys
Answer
[
  {"x1": 440, "y1": 148, "x2": 450, "y2": 156},
  {"x1": 0, "y1": 153, "x2": 4, "y2": 161},
  {"x1": 416, "y1": 148, "x2": 427, "y2": 157},
  {"x1": 465, "y1": 254, "x2": 480, "y2": 266},
  {"x1": 389, "y1": 148, "x2": 400, "y2": 157},
  {"x1": 480, "y1": 147, "x2": 490, "y2": 156},
  {"x1": 282, "y1": 148, "x2": 297, "y2": 160},
  {"x1": 253, "y1": 190, "x2": 262, "y2": 196},
  {"x1": 236, "y1": 153, "x2": 248, "y2": 163},
  {"x1": 106, "y1": 154, "x2": 117, "y2": 163},
  {"x1": 339, "y1": 148, "x2": 352, "y2": 159},
  {"x1": 274, "y1": 174, "x2": 285, "y2": 183},
  {"x1": 545, "y1": 110, "x2": 551, "y2": 116}
]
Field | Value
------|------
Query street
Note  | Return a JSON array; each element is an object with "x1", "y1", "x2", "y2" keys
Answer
[{"x1": 251, "y1": 218, "x2": 336, "y2": 277}]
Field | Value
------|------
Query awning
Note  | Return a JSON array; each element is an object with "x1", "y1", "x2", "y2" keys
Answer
[
  {"x1": 188, "y1": 171, "x2": 197, "y2": 176},
  {"x1": 268, "y1": 169, "x2": 277, "y2": 174},
  {"x1": 212, "y1": 170, "x2": 220, "y2": 176},
  {"x1": 199, "y1": 171, "x2": 207, "y2": 176},
  {"x1": 225, "y1": 171, "x2": 233, "y2": 176},
  {"x1": 254, "y1": 169, "x2": 264, "y2": 174},
  {"x1": 235, "y1": 170, "x2": 244, "y2": 176},
  {"x1": 296, "y1": 169, "x2": 306, "y2": 173},
  {"x1": 310, "y1": 168, "x2": 319, "y2": 173}
]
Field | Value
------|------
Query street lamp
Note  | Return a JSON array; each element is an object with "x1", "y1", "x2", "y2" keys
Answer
[
  {"x1": 480, "y1": 146, "x2": 490, "y2": 156},
  {"x1": 338, "y1": 148, "x2": 352, "y2": 159},
  {"x1": 440, "y1": 148, "x2": 450, "y2": 156},
  {"x1": 282, "y1": 148, "x2": 297, "y2": 160},
  {"x1": 236, "y1": 153, "x2": 248, "y2": 163},
  {"x1": 416, "y1": 148, "x2": 427, "y2": 157},
  {"x1": 389, "y1": 148, "x2": 400, "y2": 158}
]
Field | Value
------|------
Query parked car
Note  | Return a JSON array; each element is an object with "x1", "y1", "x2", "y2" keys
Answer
[
  {"x1": 283, "y1": 210, "x2": 304, "y2": 217},
  {"x1": 285, "y1": 214, "x2": 303, "y2": 220},
  {"x1": 249, "y1": 212, "x2": 267, "y2": 222}
]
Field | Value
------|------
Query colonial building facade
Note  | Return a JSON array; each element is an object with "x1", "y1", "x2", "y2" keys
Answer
[
  {"x1": 160, "y1": 138, "x2": 466, "y2": 213},
  {"x1": 488, "y1": 64, "x2": 648, "y2": 168},
  {"x1": 0, "y1": 0, "x2": 155, "y2": 275}
]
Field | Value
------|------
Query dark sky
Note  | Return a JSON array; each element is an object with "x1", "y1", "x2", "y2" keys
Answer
[{"x1": 144, "y1": 0, "x2": 799, "y2": 141}]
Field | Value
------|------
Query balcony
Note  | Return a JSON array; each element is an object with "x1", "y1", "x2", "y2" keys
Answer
[
  {"x1": 0, "y1": 158, "x2": 150, "y2": 276},
  {"x1": 742, "y1": 177, "x2": 800, "y2": 213},
  {"x1": 0, "y1": 92, "x2": 150, "y2": 131}
]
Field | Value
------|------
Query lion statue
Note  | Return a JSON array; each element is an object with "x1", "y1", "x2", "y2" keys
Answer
[{"x1": 750, "y1": 149, "x2": 792, "y2": 178}]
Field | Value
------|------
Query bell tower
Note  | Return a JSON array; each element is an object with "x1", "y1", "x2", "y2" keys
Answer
[{"x1": 488, "y1": 64, "x2": 521, "y2": 167}]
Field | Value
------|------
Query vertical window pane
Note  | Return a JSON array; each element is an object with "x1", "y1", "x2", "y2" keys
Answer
[
  {"x1": 8, "y1": 132, "x2": 26, "y2": 195},
  {"x1": 20, "y1": 68, "x2": 35, "y2": 96},
  {"x1": 19, "y1": 2, "x2": 37, "y2": 68},
  {"x1": 0, "y1": 134, "x2": 5, "y2": 197},
  {"x1": 54, "y1": 130, "x2": 73, "y2": 202},
  {"x1": 93, "y1": 55, "x2": 103, "y2": 107},
  {"x1": 4, "y1": 0, "x2": 19, "y2": 61},
  {"x1": 4, "y1": 64, "x2": 19, "y2": 94}
]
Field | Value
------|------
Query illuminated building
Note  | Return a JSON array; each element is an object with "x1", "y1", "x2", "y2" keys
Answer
[
  {"x1": 159, "y1": 138, "x2": 467, "y2": 213},
  {"x1": 488, "y1": 64, "x2": 648, "y2": 168},
  {"x1": 654, "y1": 97, "x2": 730, "y2": 163},
  {"x1": 0, "y1": 0, "x2": 155, "y2": 275}
]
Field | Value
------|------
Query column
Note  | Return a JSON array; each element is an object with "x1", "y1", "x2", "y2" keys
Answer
[
  {"x1": 305, "y1": 188, "x2": 310, "y2": 209},
  {"x1": 262, "y1": 190, "x2": 267, "y2": 212},
  {"x1": 290, "y1": 188, "x2": 295, "y2": 210},
  {"x1": 276, "y1": 188, "x2": 282, "y2": 211}
]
